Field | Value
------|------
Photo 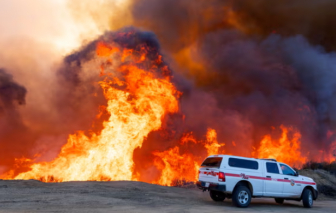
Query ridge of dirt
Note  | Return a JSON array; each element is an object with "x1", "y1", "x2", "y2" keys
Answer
[{"x1": 299, "y1": 169, "x2": 336, "y2": 198}]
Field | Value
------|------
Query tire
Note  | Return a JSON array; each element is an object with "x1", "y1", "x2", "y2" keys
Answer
[
  {"x1": 275, "y1": 198, "x2": 284, "y2": 204},
  {"x1": 210, "y1": 190, "x2": 226, "y2": 201},
  {"x1": 232, "y1": 185, "x2": 252, "y2": 208},
  {"x1": 302, "y1": 188, "x2": 313, "y2": 208}
]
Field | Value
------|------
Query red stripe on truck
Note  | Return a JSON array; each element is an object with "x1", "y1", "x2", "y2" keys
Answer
[
  {"x1": 295, "y1": 180, "x2": 316, "y2": 185},
  {"x1": 248, "y1": 175, "x2": 266, "y2": 180},
  {"x1": 200, "y1": 171, "x2": 316, "y2": 185},
  {"x1": 225, "y1": 173, "x2": 240, "y2": 177},
  {"x1": 224, "y1": 172, "x2": 316, "y2": 185}
]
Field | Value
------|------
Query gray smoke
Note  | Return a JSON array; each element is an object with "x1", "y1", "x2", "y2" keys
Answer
[
  {"x1": 128, "y1": 0, "x2": 336, "y2": 166},
  {"x1": 0, "y1": 69, "x2": 26, "y2": 110},
  {"x1": 0, "y1": 68, "x2": 30, "y2": 174}
]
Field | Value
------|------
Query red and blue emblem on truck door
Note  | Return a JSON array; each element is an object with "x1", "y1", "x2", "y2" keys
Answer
[{"x1": 290, "y1": 179, "x2": 295, "y2": 186}]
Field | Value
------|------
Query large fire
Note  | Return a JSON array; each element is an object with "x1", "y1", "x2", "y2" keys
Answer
[
  {"x1": 2, "y1": 30, "x2": 335, "y2": 184},
  {"x1": 152, "y1": 128, "x2": 223, "y2": 186},
  {"x1": 13, "y1": 34, "x2": 179, "y2": 182},
  {"x1": 254, "y1": 125, "x2": 307, "y2": 167}
]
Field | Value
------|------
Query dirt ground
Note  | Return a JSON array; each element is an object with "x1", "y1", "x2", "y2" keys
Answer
[{"x1": 0, "y1": 180, "x2": 335, "y2": 213}]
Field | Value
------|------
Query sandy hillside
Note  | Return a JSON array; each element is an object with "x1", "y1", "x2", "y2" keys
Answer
[{"x1": 299, "y1": 169, "x2": 336, "y2": 198}]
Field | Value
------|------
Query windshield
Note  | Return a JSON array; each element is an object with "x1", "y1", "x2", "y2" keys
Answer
[
  {"x1": 280, "y1": 163, "x2": 296, "y2": 176},
  {"x1": 201, "y1": 157, "x2": 223, "y2": 168}
]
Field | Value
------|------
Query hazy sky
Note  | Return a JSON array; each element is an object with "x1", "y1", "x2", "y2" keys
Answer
[
  {"x1": 0, "y1": 0, "x2": 129, "y2": 176},
  {"x1": 0, "y1": 0, "x2": 126, "y2": 54}
]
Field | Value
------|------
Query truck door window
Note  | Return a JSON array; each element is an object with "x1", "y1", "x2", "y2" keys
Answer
[
  {"x1": 228, "y1": 158, "x2": 259, "y2": 170},
  {"x1": 266, "y1": 162, "x2": 280, "y2": 174},
  {"x1": 280, "y1": 164, "x2": 296, "y2": 176}
]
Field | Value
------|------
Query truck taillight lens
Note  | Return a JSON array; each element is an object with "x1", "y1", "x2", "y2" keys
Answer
[
  {"x1": 218, "y1": 172, "x2": 225, "y2": 182},
  {"x1": 198, "y1": 170, "x2": 200, "y2": 179}
]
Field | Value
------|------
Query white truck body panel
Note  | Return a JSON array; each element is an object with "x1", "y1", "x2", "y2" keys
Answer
[{"x1": 198, "y1": 155, "x2": 317, "y2": 199}]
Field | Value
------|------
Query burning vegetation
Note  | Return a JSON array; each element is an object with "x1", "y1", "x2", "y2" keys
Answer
[{"x1": 1, "y1": 0, "x2": 336, "y2": 184}]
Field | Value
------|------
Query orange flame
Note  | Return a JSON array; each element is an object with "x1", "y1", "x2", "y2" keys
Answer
[
  {"x1": 152, "y1": 147, "x2": 199, "y2": 186},
  {"x1": 254, "y1": 125, "x2": 307, "y2": 167},
  {"x1": 205, "y1": 128, "x2": 224, "y2": 156},
  {"x1": 153, "y1": 128, "x2": 222, "y2": 185},
  {"x1": 180, "y1": 132, "x2": 197, "y2": 145},
  {"x1": 317, "y1": 140, "x2": 336, "y2": 163},
  {"x1": 330, "y1": 142, "x2": 336, "y2": 162},
  {"x1": 14, "y1": 38, "x2": 179, "y2": 182}
]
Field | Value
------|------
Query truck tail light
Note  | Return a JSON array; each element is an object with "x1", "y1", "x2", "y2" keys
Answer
[
  {"x1": 198, "y1": 170, "x2": 200, "y2": 179},
  {"x1": 218, "y1": 172, "x2": 225, "y2": 182}
]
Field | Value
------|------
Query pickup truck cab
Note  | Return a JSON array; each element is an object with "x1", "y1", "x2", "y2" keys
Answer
[{"x1": 196, "y1": 155, "x2": 318, "y2": 208}]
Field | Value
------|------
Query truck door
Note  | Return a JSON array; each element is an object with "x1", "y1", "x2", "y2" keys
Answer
[
  {"x1": 279, "y1": 163, "x2": 301, "y2": 197},
  {"x1": 264, "y1": 162, "x2": 283, "y2": 197}
]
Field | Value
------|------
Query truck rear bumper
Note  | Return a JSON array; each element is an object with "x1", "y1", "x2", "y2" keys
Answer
[{"x1": 196, "y1": 181, "x2": 226, "y2": 192}]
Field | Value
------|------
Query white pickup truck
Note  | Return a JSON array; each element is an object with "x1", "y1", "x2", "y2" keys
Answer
[{"x1": 196, "y1": 155, "x2": 318, "y2": 208}]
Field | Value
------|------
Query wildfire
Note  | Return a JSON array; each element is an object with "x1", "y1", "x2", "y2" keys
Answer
[
  {"x1": 6, "y1": 30, "x2": 333, "y2": 185},
  {"x1": 205, "y1": 128, "x2": 224, "y2": 156},
  {"x1": 153, "y1": 128, "x2": 223, "y2": 186},
  {"x1": 14, "y1": 32, "x2": 179, "y2": 182},
  {"x1": 255, "y1": 125, "x2": 307, "y2": 167},
  {"x1": 153, "y1": 147, "x2": 200, "y2": 186}
]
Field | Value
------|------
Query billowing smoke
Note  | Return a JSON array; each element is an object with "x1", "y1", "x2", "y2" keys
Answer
[
  {"x1": 0, "y1": 69, "x2": 26, "y2": 108},
  {"x1": 131, "y1": 0, "x2": 336, "y2": 51},
  {"x1": 226, "y1": 0, "x2": 336, "y2": 52},
  {"x1": 128, "y1": 0, "x2": 336, "y2": 175},
  {"x1": 0, "y1": 68, "x2": 28, "y2": 174}
]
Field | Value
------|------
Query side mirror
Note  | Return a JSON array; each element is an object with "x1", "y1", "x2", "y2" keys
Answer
[{"x1": 294, "y1": 168, "x2": 299, "y2": 176}]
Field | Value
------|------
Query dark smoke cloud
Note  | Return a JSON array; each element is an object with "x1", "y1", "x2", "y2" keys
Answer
[
  {"x1": 131, "y1": 0, "x2": 229, "y2": 52},
  {"x1": 0, "y1": 68, "x2": 30, "y2": 174},
  {"x1": 197, "y1": 32, "x2": 321, "y2": 148},
  {"x1": 228, "y1": 0, "x2": 336, "y2": 52},
  {"x1": 131, "y1": 0, "x2": 336, "y2": 52},
  {"x1": 0, "y1": 69, "x2": 26, "y2": 110},
  {"x1": 128, "y1": 0, "x2": 336, "y2": 163}
]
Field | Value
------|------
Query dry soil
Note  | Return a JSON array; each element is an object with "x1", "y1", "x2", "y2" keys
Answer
[{"x1": 0, "y1": 180, "x2": 335, "y2": 213}]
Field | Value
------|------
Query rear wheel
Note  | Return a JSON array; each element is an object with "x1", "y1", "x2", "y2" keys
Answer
[
  {"x1": 232, "y1": 185, "x2": 251, "y2": 208},
  {"x1": 275, "y1": 198, "x2": 284, "y2": 204},
  {"x1": 302, "y1": 189, "x2": 313, "y2": 208},
  {"x1": 209, "y1": 190, "x2": 226, "y2": 201}
]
